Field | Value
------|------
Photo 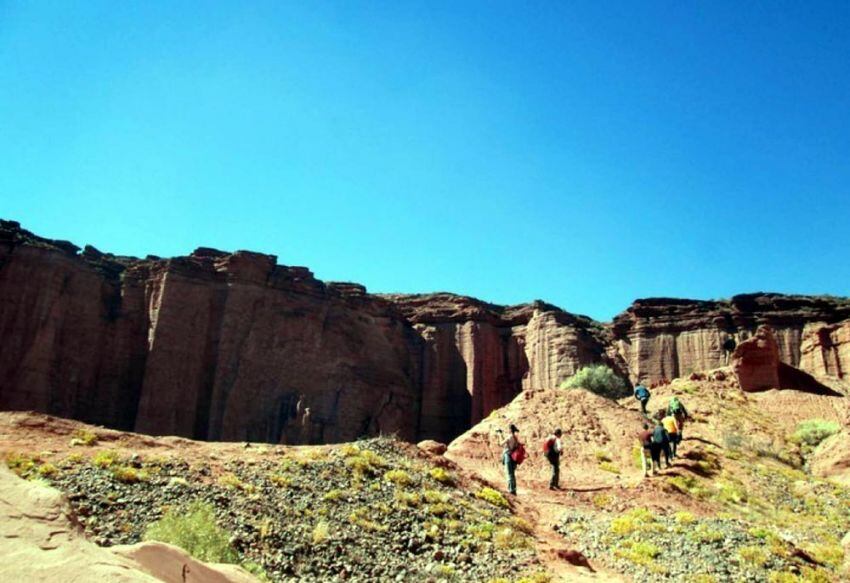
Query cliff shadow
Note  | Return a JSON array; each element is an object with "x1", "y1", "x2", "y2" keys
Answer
[{"x1": 778, "y1": 363, "x2": 843, "y2": 397}]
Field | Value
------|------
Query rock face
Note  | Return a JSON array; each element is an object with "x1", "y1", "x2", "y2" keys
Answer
[
  {"x1": 0, "y1": 465, "x2": 258, "y2": 583},
  {"x1": 1, "y1": 220, "x2": 849, "y2": 444},
  {"x1": 0, "y1": 221, "x2": 420, "y2": 444},
  {"x1": 800, "y1": 320, "x2": 850, "y2": 380},
  {"x1": 732, "y1": 326, "x2": 782, "y2": 392},
  {"x1": 611, "y1": 296, "x2": 850, "y2": 384},
  {"x1": 383, "y1": 294, "x2": 621, "y2": 441}
]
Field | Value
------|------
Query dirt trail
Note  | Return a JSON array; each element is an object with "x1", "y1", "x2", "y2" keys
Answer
[{"x1": 446, "y1": 378, "x2": 850, "y2": 581}]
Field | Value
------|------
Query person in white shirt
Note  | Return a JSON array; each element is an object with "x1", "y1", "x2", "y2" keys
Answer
[{"x1": 544, "y1": 428, "x2": 563, "y2": 490}]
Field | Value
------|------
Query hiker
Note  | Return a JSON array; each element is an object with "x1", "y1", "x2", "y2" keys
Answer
[
  {"x1": 636, "y1": 423, "x2": 653, "y2": 477},
  {"x1": 543, "y1": 429, "x2": 563, "y2": 490},
  {"x1": 634, "y1": 384, "x2": 651, "y2": 415},
  {"x1": 723, "y1": 336, "x2": 737, "y2": 365},
  {"x1": 667, "y1": 396, "x2": 689, "y2": 419},
  {"x1": 500, "y1": 424, "x2": 524, "y2": 495},
  {"x1": 652, "y1": 413, "x2": 672, "y2": 469},
  {"x1": 662, "y1": 412, "x2": 681, "y2": 458}
]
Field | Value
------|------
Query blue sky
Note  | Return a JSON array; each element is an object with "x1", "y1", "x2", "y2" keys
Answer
[{"x1": 1, "y1": 2, "x2": 848, "y2": 320}]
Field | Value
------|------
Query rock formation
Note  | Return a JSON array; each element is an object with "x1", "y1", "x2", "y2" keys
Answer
[
  {"x1": 800, "y1": 320, "x2": 850, "y2": 380},
  {"x1": 611, "y1": 296, "x2": 850, "y2": 384},
  {"x1": 0, "y1": 220, "x2": 420, "y2": 444},
  {"x1": 0, "y1": 465, "x2": 258, "y2": 583},
  {"x1": 383, "y1": 294, "x2": 620, "y2": 441},
  {"x1": 1, "y1": 220, "x2": 848, "y2": 444},
  {"x1": 732, "y1": 325, "x2": 782, "y2": 392}
]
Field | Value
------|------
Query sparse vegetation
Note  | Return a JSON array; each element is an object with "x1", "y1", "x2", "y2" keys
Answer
[
  {"x1": 789, "y1": 419, "x2": 840, "y2": 449},
  {"x1": 111, "y1": 465, "x2": 148, "y2": 483},
  {"x1": 69, "y1": 428, "x2": 98, "y2": 447},
  {"x1": 92, "y1": 450, "x2": 120, "y2": 468},
  {"x1": 144, "y1": 500, "x2": 238, "y2": 563},
  {"x1": 311, "y1": 520, "x2": 329, "y2": 545},
  {"x1": 383, "y1": 469, "x2": 413, "y2": 487},
  {"x1": 559, "y1": 364, "x2": 629, "y2": 399},
  {"x1": 429, "y1": 466, "x2": 454, "y2": 485},
  {"x1": 475, "y1": 487, "x2": 509, "y2": 508}
]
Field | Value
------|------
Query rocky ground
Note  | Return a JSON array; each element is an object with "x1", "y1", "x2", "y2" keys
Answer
[
  {"x1": 448, "y1": 375, "x2": 850, "y2": 583},
  {"x1": 2, "y1": 368, "x2": 850, "y2": 582},
  {"x1": 2, "y1": 425, "x2": 543, "y2": 583}
]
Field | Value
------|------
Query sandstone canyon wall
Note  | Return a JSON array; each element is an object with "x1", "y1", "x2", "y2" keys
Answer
[
  {"x1": 0, "y1": 221, "x2": 421, "y2": 444},
  {"x1": 1, "y1": 220, "x2": 849, "y2": 445},
  {"x1": 611, "y1": 296, "x2": 850, "y2": 384}
]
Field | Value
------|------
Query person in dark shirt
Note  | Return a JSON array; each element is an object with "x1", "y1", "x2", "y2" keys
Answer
[
  {"x1": 723, "y1": 336, "x2": 737, "y2": 365},
  {"x1": 636, "y1": 423, "x2": 653, "y2": 477}
]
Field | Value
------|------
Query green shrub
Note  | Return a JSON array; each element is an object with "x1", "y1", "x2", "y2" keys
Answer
[
  {"x1": 70, "y1": 428, "x2": 98, "y2": 447},
  {"x1": 92, "y1": 450, "x2": 120, "y2": 468},
  {"x1": 790, "y1": 420, "x2": 840, "y2": 448},
  {"x1": 475, "y1": 487, "x2": 509, "y2": 508},
  {"x1": 143, "y1": 500, "x2": 237, "y2": 563},
  {"x1": 738, "y1": 545, "x2": 769, "y2": 567},
  {"x1": 383, "y1": 469, "x2": 413, "y2": 487},
  {"x1": 111, "y1": 465, "x2": 149, "y2": 483},
  {"x1": 559, "y1": 365, "x2": 629, "y2": 399},
  {"x1": 673, "y1": 511, "x2": 696, "y2": 525},
  {"x1": 311, "y1": 520, "x2": 330, "y2": 545},
  {"x1": 37, "y1": 462, "x2": 58, "y2": 478},
  {"x1": 429, "y1": 466, "x2": 454, "y2": 485},
  {"x1": 5, "y1": 452, "x2": 38, "y2": 477}
]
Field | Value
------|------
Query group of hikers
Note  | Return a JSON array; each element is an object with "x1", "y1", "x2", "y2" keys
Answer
[{"x1": 499, "y1": 385, "x2": 690, "y2": 494}]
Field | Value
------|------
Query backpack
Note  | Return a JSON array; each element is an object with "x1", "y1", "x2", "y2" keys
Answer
[
  {"x1": 635, "y1": 386, "x2": 650, "y2": 400},
  {"x1": 652, "y1": 425, "x2": 667, "y2": 444},
  {"x1": 543, "y1": 437, "x2": 556, "y2": 454},
  {"x1": 669, "y1": 397, "x2": 682, "y2": 414},
  {"x1": 511, "y1": 443, "x2": 527, "y2": 465}
]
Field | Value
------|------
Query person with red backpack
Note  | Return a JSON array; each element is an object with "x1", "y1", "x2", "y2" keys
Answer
[
  {"x1": 543, "y1": 428, "x2": 563, "y2": 490},
  {"x1": 500, "y1": 424, "x2": 523, "y2": 495}
]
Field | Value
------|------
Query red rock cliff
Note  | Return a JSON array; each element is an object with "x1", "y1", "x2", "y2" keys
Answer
[
  {"x1": 2, "y1": 221, "x2": 848, "y2": 444},
  {"x1": 610, "y1": 295, "x2": 850, "y2": 384},
  {"x1": 382, "y1": 294, "x2": 624, "y2": 441},
  {"x1": 0, "y1": 221, "x2": 420, "y2": 444}
]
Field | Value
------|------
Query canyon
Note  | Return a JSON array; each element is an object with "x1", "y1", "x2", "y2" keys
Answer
[{"x1": 1, "y1": 219, "x2": 848, "y2": 445}]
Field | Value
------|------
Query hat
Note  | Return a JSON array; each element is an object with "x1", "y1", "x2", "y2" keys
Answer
[{"x1": 509, "y1": 424, "x2": 519, "y2": 433}]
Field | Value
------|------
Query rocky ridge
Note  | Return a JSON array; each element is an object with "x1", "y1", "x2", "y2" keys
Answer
[{"x1": 2, "y1": 219, "x2": 849, "y2": 446}]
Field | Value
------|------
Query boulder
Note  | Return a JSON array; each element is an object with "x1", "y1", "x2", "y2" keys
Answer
[
  {"x1": 417, "y1": 440, "x2": 447, "y2": 456},
  {"x1": 0, "y1": 466, "x2": 257, "y2": 583},
  {"x1": 732, "y1": 325, "x2": 781, "y2": 392}
]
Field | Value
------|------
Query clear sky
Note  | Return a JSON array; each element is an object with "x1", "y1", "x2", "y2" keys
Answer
[{"x1": 1, "y1": 2, "x2": 848, "y2": 321}]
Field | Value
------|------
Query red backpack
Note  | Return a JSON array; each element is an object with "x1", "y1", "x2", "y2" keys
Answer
[
  {"x1": 543, "y1": 437, "x2": 556, "y2": 454},
  {"x1": 510, "y1": 443, "x2": 527, "y2": 465}
]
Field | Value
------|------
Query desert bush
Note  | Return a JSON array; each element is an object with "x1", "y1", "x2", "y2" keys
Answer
[
  {"x1": 383, "y1": 469, "x2": 413, "y2": 487},
  {"x1": 475, "y1": 487, "x2": 509, "y2": 508},
  {"x1": 738, "y1": 545, "x2": 769, "y2": 567},
  {"x1": 70, "y1": 428, "x2": 98, "y2": 447},
  {"x1": 311, "y1": 520, "x2": 330, "y2": 545},
  {"x1": 37, "y1": 462, "x2": 58, "y2": 478},
  {"x1": 560, "y1": 365, "x2": 629, "y2": 399},
  {"x1": 790, "y1": 420, "x2": 840, "y2": 448},
  {"x1": 428, "y1": 466, "x2": 454, "y2": 485},
  {"x1": 111, "y1": 465, "x2": 148, "y2": 484},
  {"x1": 92, "y1": 450, "x2": 121, "y2": 468},
  {"x1": 144, "y1": 500, "x2": 237, "y2": 563}
]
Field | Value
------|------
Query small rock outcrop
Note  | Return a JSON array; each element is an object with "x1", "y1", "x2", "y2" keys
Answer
[
  {"x1": 0, "y1": 465, "x2": 257, "y2": 583},
  {"x1": 732, "y1": 325, "x2": 782, "y2": 392}
]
